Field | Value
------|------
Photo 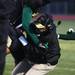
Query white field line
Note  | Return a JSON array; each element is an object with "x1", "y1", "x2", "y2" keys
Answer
[{"x1": 56, "y1": 67, "x2": 75, "y2": 71}]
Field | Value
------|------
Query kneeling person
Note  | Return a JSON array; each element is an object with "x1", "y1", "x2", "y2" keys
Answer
[{"x1": 12, "y1": 6, "x2": 60, "y2": 75}]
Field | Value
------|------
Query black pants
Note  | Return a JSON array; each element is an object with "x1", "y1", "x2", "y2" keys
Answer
[
  {"x1": 0, "y1": 0, "x2": 20, "y2": 74},
  {"x1": 0, "y1": 19, "x2": 9, "y2": 75}
]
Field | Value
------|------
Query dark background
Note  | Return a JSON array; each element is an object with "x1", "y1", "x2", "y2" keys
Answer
[{"x1": 41, "y1": 0, "x2": 75, "y2": 15}]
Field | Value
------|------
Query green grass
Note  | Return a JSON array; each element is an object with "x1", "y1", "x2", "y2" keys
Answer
[
  {"x1": 4, "y1": 20, "x2": 75, "y2": 75},
  {"x1": 4, "y1": 54, "x2": 14, "y2": 75},
  {"x1": 55, "y1": 20, "x2": 75, "y2": 34}
]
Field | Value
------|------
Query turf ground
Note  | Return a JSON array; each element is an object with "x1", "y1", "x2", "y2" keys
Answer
[{"x1": 4, "y1": 20, "x2": 75, "y2": 75}]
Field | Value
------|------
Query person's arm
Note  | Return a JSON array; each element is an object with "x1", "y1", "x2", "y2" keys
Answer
[{"x1": 22, "y1": 6, "x2": 40, "y2": 46}]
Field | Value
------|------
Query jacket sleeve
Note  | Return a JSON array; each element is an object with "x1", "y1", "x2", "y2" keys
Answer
[
  {"x1": 22, "y1": 6, "x2": 40, "y2": 46},
  {"x1": 46, "y1": 27, "x2": 61, "y2": 65}
]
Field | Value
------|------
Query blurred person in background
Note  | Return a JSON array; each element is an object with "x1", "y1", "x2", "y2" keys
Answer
[{"x1": 0, "y1": 0, "x2": 16, "y2": 75}]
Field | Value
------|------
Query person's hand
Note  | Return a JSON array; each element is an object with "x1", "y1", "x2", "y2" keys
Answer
[{"x1": 6, "y1": 47, "x2": 10, "y2": 55}]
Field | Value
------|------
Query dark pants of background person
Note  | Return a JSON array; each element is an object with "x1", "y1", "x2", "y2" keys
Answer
[
  {"x1": 0, "y1": 19, "x2": 9, "y2": 75},
  {"x1": 0, "y1": 0, "x2": 17, "y2": 74}
]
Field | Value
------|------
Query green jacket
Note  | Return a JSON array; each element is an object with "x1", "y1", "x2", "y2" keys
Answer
[{"x1": 22, "y1": 6, "x2": 40, "y2": 46}]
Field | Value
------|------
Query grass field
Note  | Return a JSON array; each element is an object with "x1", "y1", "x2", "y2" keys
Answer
[{"x1": 4, "y1": 20, "x2": 75, "y2": 75}]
